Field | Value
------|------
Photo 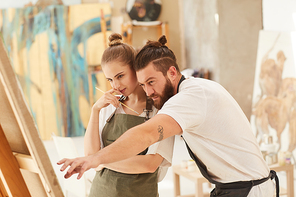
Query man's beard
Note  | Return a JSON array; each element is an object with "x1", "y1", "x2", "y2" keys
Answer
[{"x1": 151, "y1": 77, "x2": 174, "y2": 110}]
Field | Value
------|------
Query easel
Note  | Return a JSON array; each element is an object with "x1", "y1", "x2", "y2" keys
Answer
[
  {"x1": 0, "y1": 35, "x2": 64, "y2": 196},
  {"x1": 0, "y1": 124, "x2": 31, "y2": 196}
]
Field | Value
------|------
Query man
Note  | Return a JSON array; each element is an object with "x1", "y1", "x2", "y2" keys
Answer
[{"x1": 59, "y1": 35, "x2": 278, "y2": 197}]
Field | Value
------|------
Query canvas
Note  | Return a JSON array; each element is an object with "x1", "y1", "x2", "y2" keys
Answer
[
  {"x1": 0, "y1": 3, "x2": 111, "y2": 140},
  {"x1": 251, "y1": 30, "x2": 296, "y2": 155}
]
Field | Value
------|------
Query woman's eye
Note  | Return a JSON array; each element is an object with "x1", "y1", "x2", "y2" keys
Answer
[
  {"x1": 107, "y1": 79, "x2": 112, "y2": 82},
  {"x1": 118, "y1": 74, "x2": 123, "y2": 79}
]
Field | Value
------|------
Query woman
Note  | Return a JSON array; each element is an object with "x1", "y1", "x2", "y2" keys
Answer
[{"x1": 84, "y1": 33, "x2": 174, "y2": 197}]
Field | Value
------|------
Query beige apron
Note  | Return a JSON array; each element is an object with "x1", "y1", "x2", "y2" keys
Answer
[{"x1": 89, "y1": 111, "x2": 159, "y2": 197}]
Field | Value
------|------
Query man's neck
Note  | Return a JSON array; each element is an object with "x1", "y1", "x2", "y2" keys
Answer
[{"x1": 174, "y1": 74, "x2": 183, "y2": 95}]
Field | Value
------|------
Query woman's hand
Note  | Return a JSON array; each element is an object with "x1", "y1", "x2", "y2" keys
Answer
[{"x1": 93, "y1": 89, "x2": 122, "y2": 111}]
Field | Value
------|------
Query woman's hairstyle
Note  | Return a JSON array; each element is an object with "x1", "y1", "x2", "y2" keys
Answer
[
  {"x1": 135, "y1": 35, "x2": 180, "y2": 76},
  {"x1": 101, "y1": 33, "x2": 136, "y2": 69}
]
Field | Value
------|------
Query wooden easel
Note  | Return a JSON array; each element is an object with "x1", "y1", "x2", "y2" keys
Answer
[
  {"x1": 0, "y1": 124, "x2": 31, "y2": 196},
  {"x1": 0, "y1": 35, "x2": 64, "y2": 196}
]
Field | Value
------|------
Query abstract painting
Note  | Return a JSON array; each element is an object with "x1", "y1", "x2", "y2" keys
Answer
[{"x1": 0, "y1": 3, "x2": 111, "y2": 140}]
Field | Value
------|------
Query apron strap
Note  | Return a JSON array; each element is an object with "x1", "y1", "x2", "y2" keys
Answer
[
  {"x1": 106, "y1": 95, "x2": 127, "y2": 123},
  {"x1": 144, "y1": 97, "x2": 153, "y2": 121},
  {"x1": 177, "y1": 75, "x2": 186, "y2": 93},
  {"x1": 182, "y1": 136, "x2": 219, "y2": 184},
  {"x1": 216, "y1": 170, "x2": 279, "y2": 189},
  {"x1": 271, "y1": 170, "x2": 280, "y2": 197}
]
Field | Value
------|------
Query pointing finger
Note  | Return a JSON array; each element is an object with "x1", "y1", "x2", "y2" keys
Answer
[
  {"x1": 66, "y1": 160, "x2": 81, "y2": 174},
  {"x1": 59, "y1": 159, "x2": 73, "y2": 172},
  {"x1": 57, "y1": 158, "x2": 67, "y2": 165},
  {"x1": 77, "y1": 163, "x2": 88, "y2": 179}
]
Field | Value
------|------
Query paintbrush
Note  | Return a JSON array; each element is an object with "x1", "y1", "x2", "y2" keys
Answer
[{"x1": 95, "y1": 87, "x2": 140, "y2": 115}]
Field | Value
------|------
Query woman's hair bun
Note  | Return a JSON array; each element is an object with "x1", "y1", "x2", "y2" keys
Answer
[
  {"x1": 158, "y1": 35, "x2": 167, "y2": 46},
  {"x1": 109, "y1": 33, "x2": 123, "y2": 46}
]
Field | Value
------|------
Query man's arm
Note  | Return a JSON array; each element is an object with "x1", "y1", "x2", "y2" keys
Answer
[{"x1": 58, "y1": 114, "x2": 182, "y2": 179}]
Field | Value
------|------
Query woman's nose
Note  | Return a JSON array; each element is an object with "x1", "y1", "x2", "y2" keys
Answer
[{"x1": 112, "y1": 80, "x2": 121, "y2": 90}]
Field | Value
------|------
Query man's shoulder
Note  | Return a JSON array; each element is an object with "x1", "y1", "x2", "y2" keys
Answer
[
  {"x1": 179, "y1": 77, "x2": 205, "y2": 92},
  {"x1": 181, "y1": 77, "x2": 222, "y2": 91}
]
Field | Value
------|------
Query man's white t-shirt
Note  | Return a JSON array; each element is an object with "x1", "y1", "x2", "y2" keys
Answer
[
  {"x1": 158, "y1": 77, "x2": 274, "y2": 196},
  {"x1": 99, "y1": 103, "x2": 174, "y2": 182}
]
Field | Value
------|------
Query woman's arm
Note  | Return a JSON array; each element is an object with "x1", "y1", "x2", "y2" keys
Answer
[
  {"x1": 84, "y1": 107, "x2": 101, "y2": 156},
  {"x1": 84, "y1": 89, "x2": 120, "y2": 156},
  {"x1": 97, "y1": 154, "x2": 164, "y2": 174}
]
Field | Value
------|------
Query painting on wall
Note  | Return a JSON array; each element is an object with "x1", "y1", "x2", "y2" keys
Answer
[
  {"x1": 251, "y1": 30, "x2": 296, "y2": 156},
  {"x1": 0, "y1": 3, "x2": 112, "y2": 140}
]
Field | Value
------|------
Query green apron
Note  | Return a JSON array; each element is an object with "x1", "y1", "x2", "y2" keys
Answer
[{"x1": 89, "y1": 111, "x2": 159, "y2": 197}]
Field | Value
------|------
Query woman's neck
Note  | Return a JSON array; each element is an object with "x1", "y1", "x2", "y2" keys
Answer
[
  {"x1": 126, "y1": 85, "x2": 146, "y2": 103},
  {"x1": 122, "y1": 85, "x2": 147, "y2": 115}
]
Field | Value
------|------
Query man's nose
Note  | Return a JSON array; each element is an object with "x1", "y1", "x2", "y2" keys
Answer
[{"x1": 144, "y1": 86, "x2": 154, "y2": 96}]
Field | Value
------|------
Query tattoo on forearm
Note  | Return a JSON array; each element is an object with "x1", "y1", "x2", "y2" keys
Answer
[{"x1": 157, "y1": 125, "x2": 164, "y2": 141}]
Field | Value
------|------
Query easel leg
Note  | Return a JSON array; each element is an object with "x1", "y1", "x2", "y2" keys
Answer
[
  {"x1": 0, "y1": 178, "x2": 8, "y2": 197},
  {"x1": 0, "y1": 124, "x2": 31, "y2": 196}
]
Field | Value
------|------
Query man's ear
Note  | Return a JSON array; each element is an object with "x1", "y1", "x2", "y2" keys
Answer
[{"x1": 167, "y1": 66, "x2": 178, "y2": 81}]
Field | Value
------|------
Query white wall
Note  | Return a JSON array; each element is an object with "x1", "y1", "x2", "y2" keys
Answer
[
  {"x1": 0, "y1": 0, "x2": 80, "y2": 9},
  {"x1": 182, "y1": 0, "x2": 219, "y2": 81},
  {"x1": 263, "y1": 0, "x2": 296, "y2": 31}
]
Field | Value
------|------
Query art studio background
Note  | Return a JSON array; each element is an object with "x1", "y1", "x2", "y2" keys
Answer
[{"x1": 1, "y1": 0, "x2": 296, "y2": 196}]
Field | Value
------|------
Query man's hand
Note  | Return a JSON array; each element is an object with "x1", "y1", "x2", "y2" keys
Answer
[
  {"x1": 57, "y1": 155, "x2": 98, "y2": 179},
  {"x1": 95, "y1": 164, "x2": 105, "y2": 172}
]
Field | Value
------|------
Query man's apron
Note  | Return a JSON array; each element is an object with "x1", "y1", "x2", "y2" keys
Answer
[
  {"x1": 184, "y1": 140, "x2": 279, "y2": 197},
  {"x1": 177, "y1": 75, "x2": 279, "y2": 197},
  {"x1": 89, "y1": 99, "x2": 159, "y2": 197}
]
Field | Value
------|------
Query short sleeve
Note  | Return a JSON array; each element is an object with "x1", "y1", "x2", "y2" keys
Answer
[
  {"x1": 146, "y1": 136, "x2": 175, "y2": 181},
  {"x1": 157, "y1": 80, "x2": 207, "y2": 132}
]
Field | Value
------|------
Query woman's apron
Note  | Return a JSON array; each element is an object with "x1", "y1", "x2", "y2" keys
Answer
[
  {"x1": 177, "y1": 75, "x2": 280, "y2": 197},
  {"x1": 89, "y1": 99, "x2": 159, "y2": 197}
]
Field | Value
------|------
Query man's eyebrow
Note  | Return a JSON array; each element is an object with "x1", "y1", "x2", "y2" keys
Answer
[
  {"x1": 145, "y1": 77, "x2": 155, "y2": 83},
  {"x1": 139, "y1": 77, "x2": 156, "y2": 86}
]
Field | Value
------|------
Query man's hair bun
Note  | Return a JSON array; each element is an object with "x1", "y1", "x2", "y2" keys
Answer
[{"x1": 158, "y1": 35, "x2": 167, "y2": 46}]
